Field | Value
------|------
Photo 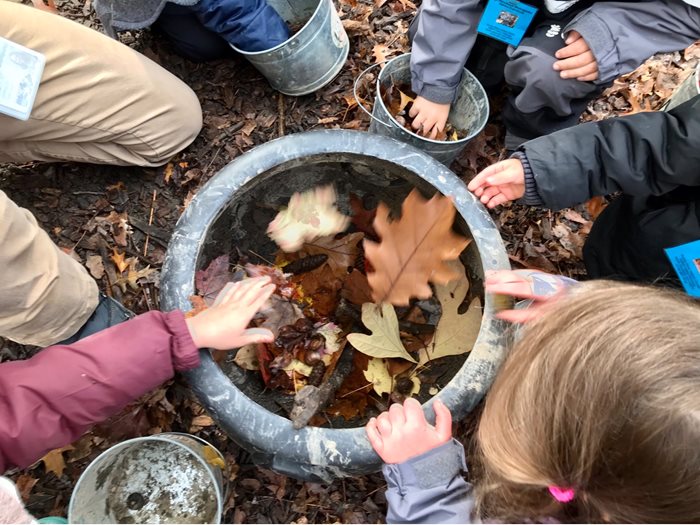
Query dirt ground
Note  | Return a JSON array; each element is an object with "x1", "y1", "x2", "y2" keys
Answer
[{"x1": 1, "y1": 0, "x2": 698, "y2": 522}]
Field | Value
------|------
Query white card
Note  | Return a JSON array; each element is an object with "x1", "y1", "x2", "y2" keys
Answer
[{"x1": 0, "y1": 36, "x2": 45, "y2": 121}]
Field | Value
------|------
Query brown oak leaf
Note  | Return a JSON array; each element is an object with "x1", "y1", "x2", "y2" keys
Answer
[{"x1": 364, "y1": 190, "x2": 470, "y2": 305}]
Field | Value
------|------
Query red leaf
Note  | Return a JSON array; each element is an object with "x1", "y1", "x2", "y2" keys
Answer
[{"x1": 195, "y1": 255, "x2": 231, "y2": 304}]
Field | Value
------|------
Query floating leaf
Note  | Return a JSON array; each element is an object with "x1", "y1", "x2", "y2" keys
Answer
[
  {"x1": 234, "y1": 344, "x2": 260, "y2": 370},
  {"x1": 267, "y1": 186, "x2": 350, "y2": 252},
  {"x1": 363, "y1": 358, "x2": 393, "y2": 395},
  {"x1": 418, "y1": 260, "x2": 481, "y2": 365},
  {"x1": 364, "y1": 189, "x2": 471, "y2": 305},
  {"x1": 195, "y1": 254, "x2": 231, "y2": 304},
  {"x1": 347, "y1": 303, "x2": 416, "y2": 362}
]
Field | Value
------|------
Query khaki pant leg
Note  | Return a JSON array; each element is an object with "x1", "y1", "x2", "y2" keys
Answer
[
  {"x1": 0, "y1": 2, "x2": 203, "y2": 166},
  {"x1": 0, "y1": 190, "x2": 98, "y2": 346}
]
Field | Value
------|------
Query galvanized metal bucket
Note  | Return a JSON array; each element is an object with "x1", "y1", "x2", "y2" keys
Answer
[
  {"x1": 231, "y1": 0, "x2": 349, "y2": 96},
  {"x1": 68, "y1": 433, "x2": 226, "y2": 524},
  {"x1": 664, "y1": 63, "x2": 700, "y2": 112},
  {"x1": 359, "y1": 53, "x2": 489, "y2": 166}
]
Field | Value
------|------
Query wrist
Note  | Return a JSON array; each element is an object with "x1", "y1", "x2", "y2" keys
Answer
[{"x1": 185, "y1": 317, "x2": 204, "y2": 348}]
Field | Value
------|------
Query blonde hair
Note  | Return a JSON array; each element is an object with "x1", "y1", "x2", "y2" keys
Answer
[{"x1": 476, "y1": 281, "x2": 700, "y2": 523}]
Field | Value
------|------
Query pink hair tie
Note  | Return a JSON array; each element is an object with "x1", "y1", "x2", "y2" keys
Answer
[{"x1": 548, "y1": 486, "x2": 575, "y2": 503}]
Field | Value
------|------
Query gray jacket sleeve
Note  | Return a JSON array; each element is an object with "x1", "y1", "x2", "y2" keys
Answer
[
  {"x1": 517, "y1": 95, "x2": 700, "y2": 210},
  {"x1": 382, "y1": 439, "x2": 477, "y2": 524},
  {"x1": 566, "y1": 0, "x2": 700, "y2": 84},
  {"x1": 410, "y1": 0, "x2": 484, "y2": 104}
]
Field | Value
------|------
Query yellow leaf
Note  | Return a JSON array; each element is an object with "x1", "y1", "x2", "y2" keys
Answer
[
  {"x1": 347, "y1": 303, "x2": 416, "y2": 362},
  {"x1": 41, "y1": 445, "x2": 73, "y2": 477},
  {"x1": 363, "y1": 358, "x2": 393, "y2": 395},
  {"x1": 202, "y1": 446, "x2": 226, "y2": 470},
  {"x1": 397, "y1": 89, "x2": 414, "y2": 113},
  {"x1": 418, "y1": 260, "x2": 482, "y2": 365},
  {"x1": 163, "y1": 162, "x2": 175, "y2": 184},
  {"x1": 191, "y1": 415, "x2": 215, "y2": 427},
  {"x1": 111, "y1": 249, "x2": 128, "y2": 273}
]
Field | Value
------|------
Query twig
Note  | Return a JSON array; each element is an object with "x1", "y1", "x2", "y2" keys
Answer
[
  {"x1": 278, "y1": 93, "x2": 285, "y2": 137},
  {"x1": 143, "y1": 189, "x2": 157, "y2": 256}
]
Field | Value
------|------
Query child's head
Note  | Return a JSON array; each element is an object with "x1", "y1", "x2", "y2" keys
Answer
[{"x1": 476, "y1": 281, "x2": 700, "y2": 523}]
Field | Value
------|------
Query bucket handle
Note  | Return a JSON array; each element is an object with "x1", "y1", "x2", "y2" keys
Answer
[{"x1": 353, "y1": 62, "x2": 393, "y2": 128}]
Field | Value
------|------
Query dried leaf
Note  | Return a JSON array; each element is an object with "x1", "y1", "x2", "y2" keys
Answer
[
  {"x1": 341, "y1": 269, "x2": 373, "y2": 306},
  {"x1": 363, "y1": 358, "x2": 392, "y2": 395},
  {"x1": 191, "y1": 415, "x2": 215, "y2": 427},
  {"x1": 14, "y1": 474, "x2": 38, "y2": 501},
  {"x1": 111, "y1": 248, "x2": 128, "y2": 273},
  {"x1": 267, "y1": 186, "x2": 351, "y2": 252},
  {"x1": 203, "y1": 446, "x2": 225, "y2": 469},
  {"x1": 41, "y1": 445, "x2": 73, "y2": 477},
  {"x1": 418, "y1": 260, "x2": 481, "y2": 365},
  {"x1": 114, "y1": 263, "x2": 157, "y2": 293},
  {"x1": 290, "y1": 232, "x2": 364, "y2": 281},
  {"x1": 195, "y1": 254, "x2": 231, "y2": 304},
  {"x1": 397, "y1": 89, "x2": 414, "y2": 113},
  {"x1": 86, "y1": 254, "x2": 105, "y2": 279},
  {"x1": 347, "y1": 303, "x2": 416, "y2": 362},
  {"x1": 364, "y1": 190, "x2": 471, "y2": 305},
  {"x1": 234, "y1": 344, "x2": 260, "y2": 370},
  {"x1": 187, "y1": 295, "x2": 208, "y2": 318}
]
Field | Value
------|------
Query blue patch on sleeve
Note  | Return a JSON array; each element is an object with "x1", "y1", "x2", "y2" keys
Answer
[
  {"x1": 665, "y1": 239, "x2": 700, "y2": 298},
  {"x1": 477, "y1": 0, "x2": 538, "y2": 47}
]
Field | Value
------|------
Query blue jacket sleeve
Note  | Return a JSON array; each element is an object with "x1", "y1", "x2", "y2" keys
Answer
[
  {"x1": 191, "y1": 0, "x2": 290, "y2": 52},
  {"x1": 382, "y1": 439, "x2": 477, "y2": 524}
]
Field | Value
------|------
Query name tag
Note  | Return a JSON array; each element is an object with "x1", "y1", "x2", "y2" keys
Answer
[
  {"x1": 477, "y1": 0, "x2": 538, "y2": 47},
  {"x1": 665, "y1": 239, "x2": 700, "y2": 298},
  {"x1": 0, "y1": 37, "x2": 45, "y2": 121}
]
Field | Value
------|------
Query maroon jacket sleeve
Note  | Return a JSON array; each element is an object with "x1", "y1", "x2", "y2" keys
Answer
[{"x1": 0, "y1": 310, "x2": 200, "y2": 473}]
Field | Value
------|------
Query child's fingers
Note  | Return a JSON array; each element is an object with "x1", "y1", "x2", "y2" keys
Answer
[
  {"x1": 485, "y1": 270, "x2": 528, "y2": 286},
  {"x1": 479, "y1": 186, "x2": 502, "y2": 205},
  {"x1": 377, "y1": 413, "x2": 393, "y2": 436},
  {"x1": 213, "y1": 282, "x2": 236, "y2": 307},
  {"x1": 486, "y1": 281, "x2": 539, "y2": 300},
  {"x1": 365, "y1": 418, "x2": 384, "y2": 454},
  {"x1": 484, "y1": 168, "x2": 520, "y2": 187},
  {"x1": 485, "y1": 193, "x2": 511, "y2": 209},
  {"x1": 433, "y1": 399, "x2": 453, "y2": 441},
  {"x1": 468, "y1": 163, "x2": 506, "y2": 191},
  {"x1": 237, "y1": 277, "x2": 273, "y2": 305},
  {"x1": 563, "y1": 29, "x2": 582, "y2": 46},
  {"x1": 554, "y1": 52, "x2": 595, "y2": 73},
  {"x1": 495, "y1": 307, "x2": 542, "y2": 324},
  {"x1": 236, "y1": 327, "x2": 274, "y2": 346},
  {"x1": 558, "y1": 58, "x2": 597, "y2": 79},
  {"x1": 555, "y1": 34, "x2": 586, "y2": 59},
  {"x1": 388, "y1": 402, "x2": 407, "y2": 426},
  {"x1": 402, "y1": 398, "x2": 425, "y2": 428},
  {"x1": 577, "y1": 72, "x2": 598, "y2": 82},
  {"x1": 244, "y1": 283, "x2": 276, "y2": 313}
]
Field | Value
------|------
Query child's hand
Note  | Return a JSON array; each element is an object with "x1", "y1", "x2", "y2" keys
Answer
[
  {"x1": 486, "y1": 270, "x2": 574, "y2": 323},
  {"x1": 366, "y1": 398, "x2": 452, "y2": 464},
  {"x1": 467, "y1": 159, "x2": 525, "y2": 208},
  {"x1": 185, "y1": 277, "x2": 275, "y2": 350},
  {"x1": 409, "y1": 97, "x2": 451, "y2": 140},
  {"x1": 554, "y1": 30, "x2": 598, "y2": 81}
]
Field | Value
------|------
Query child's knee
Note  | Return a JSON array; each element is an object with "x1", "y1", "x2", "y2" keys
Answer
[{"x1": 504, "y1": 45, "x2": 594, "y2": 116}]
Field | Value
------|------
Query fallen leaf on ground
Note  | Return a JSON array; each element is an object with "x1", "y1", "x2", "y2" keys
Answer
[
  {"x1": 347, "y1": 303, "x2": 416, "y2": 362},
  {"x1": 86, "y1": 254, "x2": 105, "y2": 279},
  {"x1": 341, "y1": 269, "x2": 373, "y2": 305},
  {"x1": 418, "y1": 260, "x2": 481, "y2": 365},
  {"x1": 267, "y1": 186, "x2": 351, "y2": 252},
  {"x1": 14, "y1": 474, "x2": 38, "y2": 501},
  {"x1": 111, "y1": 249, "x2": 128, "y2": 273},
  {"x1": 287, "y1": 232, "x2": 364, "y2": 282},
  {"x1": 364, "y1": 190, "x2": 470, "y2": 305},
  {"x1": 41, "y1": 445, "x2": 74, "y2": 477},
  {"x1": 191, "y1": 415, "x2": 215, "y2": 427}
]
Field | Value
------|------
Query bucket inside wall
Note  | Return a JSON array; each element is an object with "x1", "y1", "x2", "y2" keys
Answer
[
  {"x1": 369, "y1": 53, "x2": 489, "y2": 166},
  {"x1": 231, "y1": 0, "x2": 349, "y2": 96}
]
